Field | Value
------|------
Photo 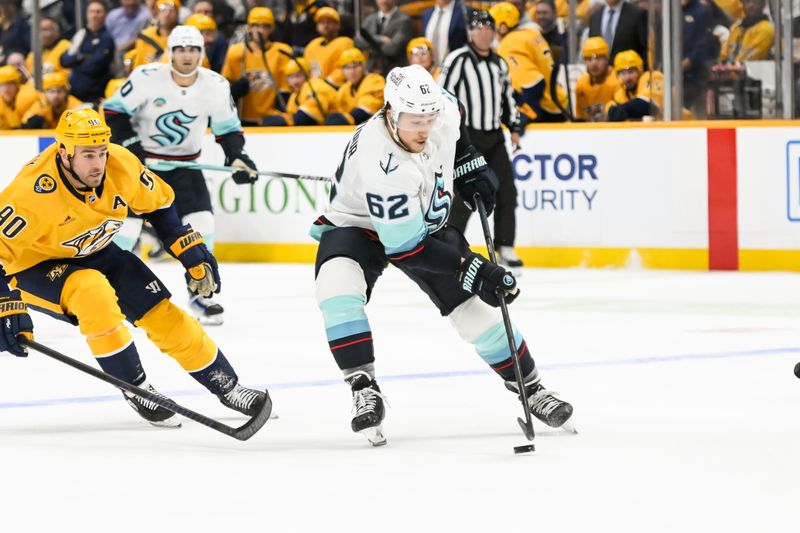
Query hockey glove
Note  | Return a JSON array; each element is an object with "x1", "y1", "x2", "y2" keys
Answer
[
  {"x1": 226, "y1": 152, "x2": 258, "y2": 185},
  {"x1": 0, "y1": 289, "x2": 33, "y2": 357},
  {"x1": 453, "y1": 145, "x2": 498, "y2": 215},
  {"x1": 230, "y1": 77, "x2": 250, "y2": 100},
  {"x1": 166, "y1": 225, "x2": 221, "y2": 297},
  {"x1": 457, "y1": 252, "x2": 519, "y2": 308}
]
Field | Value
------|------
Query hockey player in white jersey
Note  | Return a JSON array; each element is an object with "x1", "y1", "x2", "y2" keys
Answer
[
  {"x1": 103, "y1": 25, "x2": 258, "y2": 325},
  {"x1": 311, "y1": 64, "x2": 573, "y2": 446}
]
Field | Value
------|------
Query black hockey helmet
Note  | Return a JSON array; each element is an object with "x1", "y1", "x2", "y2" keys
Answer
[{"x1": 467, "y1": 9, "x2": 495, "y2": 29}]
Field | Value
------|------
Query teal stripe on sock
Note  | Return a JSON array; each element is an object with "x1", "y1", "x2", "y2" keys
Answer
[
  {"x1": 319, "y1": 295, "x2": 368, "y2": 328},
  {"x1": 474, "y1": 323, "x2": 522, "y2": 364},
  {"x1": 325, "y1": 319, "x2": 371, "y2": 341}
]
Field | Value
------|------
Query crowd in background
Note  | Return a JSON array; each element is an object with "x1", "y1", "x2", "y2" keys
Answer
[{"x1": 0, "y1": 0, "x2": 793, "y2": 130}]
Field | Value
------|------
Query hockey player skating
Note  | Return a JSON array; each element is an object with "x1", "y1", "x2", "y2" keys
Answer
[
  {"x1": 310, "y1": 65, "x2": 573, "y2": 446},
  {"x1": 0, "y1": 108, "x2": 269, "y2": 428},
  {"x1": 104, "y1": 25, "x2": 258, "y2": 325}
]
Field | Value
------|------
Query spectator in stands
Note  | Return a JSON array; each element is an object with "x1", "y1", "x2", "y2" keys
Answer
[
  {"x1": 508, "y1": 0, "x2": 541, "y2": 30},
  {"x1": 304, "y1": 7, "x2": 354, "y2": 87},
  {"x1": 354, "y1": 0, "x2": 414, "y2": 75},
  {"x1": 422, "y1": 0, "x2": 468, "y2": 68},
  {"x1": 60, "y1": 0, "x2": 115, "y2": 104},
  {"x1": 0, "y1": 65, "x2": 41, "y2": 129},
  {"x1": 490, "y1": 1, "x2": 568, "y2": 123},
  {"x1": 193, "y1": 0, "x2": 214, "y2": 17},
  {"x1": 719, "y1": 0, "x2": 774, "y2": 62},
  {"x1": 106, "y1": 0, "x2": 150, "y2": 52},
  {"x1": 288, "y1": 0, "x2": 330, "y2": 52},
  {"x1": 0, "y1": 0, "x2": 31, "y2": 63},
  {"x1": 574, "y1": 36, "x2": 620, "y2": 121},
  {"x1": 25, "y1": 18, "x2": 71, "y2": 78},
  {"x1": 406, "y1": 37, "x2": 439, "y2": 79},
  {"x1": 325, "y1": 48, "x2": 385, "y2": 125},
  {"x1": 185, "y1": 13, "x2": 226, "y2": 72},
  {"x1": 270, "y1": 57, "x2": 336, "y2": 125},
  {"x1": 713, "y1": 0, "x2": 742, "y2": 23},
  {"x1": 682, "y1": 0, "x2": 713, "y2": 115},
  {"x1": 588, "y1": 0, "x2": 648, "y2": 67},
  {"x1": 535, "y1": 0, "x2": 566, "y2": 63},
  {"x1": 223, "y1": 7, "x2": 293, "y2": 126},
  {"x1": 21, "y1": 71, "x2": 84, "y2": 128},
  {"x1": 128, "y1": 0, "x2": 179, "y2": 68}
]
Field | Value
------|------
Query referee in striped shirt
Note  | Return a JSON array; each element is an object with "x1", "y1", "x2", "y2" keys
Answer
[{"x1": 439, "y1": 8, "x2": 524, "y2": 270}]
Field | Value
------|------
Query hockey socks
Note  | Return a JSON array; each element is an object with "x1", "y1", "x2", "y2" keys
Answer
[
  {"x1": 319, "y1": 294, "x2": 375, "y2": 371},
  {"x1": 95, "y1": 341, "x2": 146, "y2": 385},
  {"x1": 473, "y1": 322, "x2": 535, "y2": 381},
  {"x1": 188, "y1": 349, "x2": 239, "y2": 395}
]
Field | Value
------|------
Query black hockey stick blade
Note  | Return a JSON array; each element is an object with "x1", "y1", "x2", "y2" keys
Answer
[
  {"x1": 474, "y1": 195, "x2": 536, "y2": 444},
  {"x1": 21, "y1": 338, "x2": 272, "y2": 441}
]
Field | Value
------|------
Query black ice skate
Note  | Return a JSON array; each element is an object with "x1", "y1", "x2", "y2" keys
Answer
[
  {"x1": 218, "y1": 383, "x2": 271, "y2": 417},
  {"x1": 123, "y1": 382, "x2": 182, "y2": 428},
  {"x1": 506, "y1": 380, "x2": 574, "y2": 430},
  {"x1": 189, "y1": 292, "x2": 224, "y2": 326},
  {"x1": 345, "y1": 371, "x2": 387, "y2": 446}
]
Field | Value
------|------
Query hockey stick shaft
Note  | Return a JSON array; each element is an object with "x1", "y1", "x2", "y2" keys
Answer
[
  {"x1": 20, "y1": 338, "x2": 271, "y2": 441},
  {"x1": 149, "y1": 160, "x2": 330, "y2": 182},
  {"x1": 474, "y1": 196, "x2": 535, "y2": 441}
]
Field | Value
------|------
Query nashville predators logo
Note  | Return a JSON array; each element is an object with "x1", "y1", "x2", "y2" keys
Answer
[
  {"x1": 61, "y1": 219, "x2": 124, "y2": 257},
  {"x1": 46, "y1": 263, "x2": 69, "y2": 282},
  {"x1": 34, "y1": 174, "x2": 57, "y2": 194}
]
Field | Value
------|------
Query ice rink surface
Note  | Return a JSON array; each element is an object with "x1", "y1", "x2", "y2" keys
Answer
[{"x1": 1, "y1": 262, "x2": 798, "y2": 532}]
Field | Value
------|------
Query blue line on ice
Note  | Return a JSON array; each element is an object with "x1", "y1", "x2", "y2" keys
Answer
[{"x1": 2, "y1": 346, "x2": 798, "y2": 409}]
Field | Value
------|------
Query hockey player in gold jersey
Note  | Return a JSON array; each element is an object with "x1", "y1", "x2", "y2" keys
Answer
[
  {"x1": 490, "y1": 1, "x2": 568, "y2": 123},
  {"x1": 0, "y1": 108, "x2": 270, "y2": 427},
  {"x1": 222, "y1": 7, "x2": 293, "y2": 125},
  {"x1": 128, "y1": 0, "x2": 179, "y2": 69},
  {"x1": 303, "y1": 7, "x2": 354, "y2": 88},
  {"x1": 0, "y1": 65, "x2": 43, "y2": 130},
  {"x1": 325, "y1": 49, "x2": 385, "y2": 125},
  {"x1": 21, "y1": 72, "x2": 85, "y2": 129},
  {"x1": 605, "y1": 50, "x2": 662, "y2": 121},
  {"x1": 263, "y1": 58, "x2": 336, "y2": 126},
  {"x1": 574, "y1": 37, "x2": 620, "y2": 121}
]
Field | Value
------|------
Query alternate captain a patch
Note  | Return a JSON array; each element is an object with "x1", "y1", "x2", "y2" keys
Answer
[{"x1": 34, "y1": 174, "x2": 57, "y2": 194}]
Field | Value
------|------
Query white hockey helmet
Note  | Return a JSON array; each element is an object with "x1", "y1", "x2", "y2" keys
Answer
[
  {"x1": 168, "y1": 25, "x2": 204, "y2": 76},
  {"x1": 384, "y1": 64, "x2": 443, "y2": 132}
]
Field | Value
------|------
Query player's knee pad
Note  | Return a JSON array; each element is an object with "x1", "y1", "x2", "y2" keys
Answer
[
  {"x1": 316, "y1": 257, "x2": 369, "y2": 336},
  {"x1": 182, "y1": 211, "x2": 215, "y2": 252},
  {"x1": 61, "y1": 269, "x2": 131, "y2": 356},
  {"x1": 135, "y1": 299, "x2": 217, "y2": 371},
  {"x1": 448, "y1": 296, "x2": 522, "y2": 365},
  {"x1": 113, "y1": 217, "x2": 144, "y2": 252}
]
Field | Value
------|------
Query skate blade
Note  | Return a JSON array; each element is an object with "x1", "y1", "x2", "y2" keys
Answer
[
  {"x1": 560, "y1": 421, "x2": 578, "y2": 434},
  {"x1": 149, "y1": 415, "x2": 182, "y2": 429},
  {"x1": 360, "y1": 425, "x2": 387, "y2": 446},
  {"x1": 195, "y1": 315, "x2": 224, "y2": 326}
]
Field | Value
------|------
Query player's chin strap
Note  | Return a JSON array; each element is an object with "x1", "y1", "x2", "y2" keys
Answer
[
  {"x1": 171, "y1": 63, "x2": 201, "y2": 78},
  {"x1": 58, "y1": 152, "x2": 101, "y2": 192},
  {"x1": 383, "y1": 107, "x2": 413, "y2": 153}
]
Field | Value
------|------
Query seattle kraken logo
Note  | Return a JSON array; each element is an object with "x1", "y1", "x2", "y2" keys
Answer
[
  {"x1": 424, "y1": 168, "x2": 451, "y2": 232},
  {"x1": 151, "y1": 110, "x2": 197, "y2": 146},
  {"x1": 379, "y1": 152, "x2": 399, "y2": 175}
]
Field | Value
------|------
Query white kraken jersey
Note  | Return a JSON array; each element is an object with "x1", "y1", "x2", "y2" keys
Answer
[
  {"x1": 104, "y1": 63, "x2": 242, "y2": 158},
  {"x1": 311, "y1": 93, "x2": 461, "y2": 256}
]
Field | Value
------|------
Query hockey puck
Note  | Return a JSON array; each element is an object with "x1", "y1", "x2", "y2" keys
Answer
[
  {"x1": 794, "y1": 362, "x2": 800, "y2": 379},
  {"x1": 513, "y1": 444, "x2": 535, "y2": 454}
]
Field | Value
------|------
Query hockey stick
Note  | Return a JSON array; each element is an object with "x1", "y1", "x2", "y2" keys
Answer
[
  {"x1": 474, "y1": 195, "x2": 536, "y2": 444},
  {"x1": 277, "y1": 48, "x2": 329, "y2": 121},
  {"x1": 147, "y1": 160, "x2": 330, "y2": 182},
  {"x1": 251, "y1": 32, "x2": 288, "y2": 112},
  {"x1": 20, "y1": 338, "x2": 272, "y2": 441}
]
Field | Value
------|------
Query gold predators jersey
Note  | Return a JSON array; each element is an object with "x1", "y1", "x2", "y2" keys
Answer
[
  {"x1": 286, "y1": 78, "x2": 337, "y2": 124},
  {"x1": 222, "y1": 40, "x2": 293, "y2": 123},
  {"x1": 719, "y1": 19, "x2": 774, "y2": 62},
  {"x1": 22, "y1": 95, "x2": 85, "y2": 128},
  {"x1": 610, "y1": 71, "x2": 664, "y2": 109},
  {"x1": 303, "y1": 36, "x2": 354, "y2": 87},
  {"x1": 129, "y1": 26, "x2": 168, "y2": 69},
  {"x1": 574, "y1": 68, "x2": 620, "y2": 121},
  {"x1": 497, "y1": 27, "x2": 568, "y2": 117},
  {"x1": 0, "y1": 143, "x2": 174, "y2": 275},
  {"x1": 0, "y1": 84, "x2": 44, "y2": 130},
  {"x1": 25, "y1": 39, "x2": 71, "y2": 76},
  {"x1": 332, "y1": 73, "x2": 385, "y2": 120}
]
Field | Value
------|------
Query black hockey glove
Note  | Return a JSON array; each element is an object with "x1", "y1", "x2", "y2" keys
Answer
[
  {"x1": 453, "y1": 145, "x2": 498, "y2": 215},
  {"x1": 457, "y1": 252, "x2": 519, "y2": 308},
  {"x1": 230, "y1": 77, "x2": 250, "y2": 100},
  {"x1": 0, "y1": 289, "x2": 33, "y2": 357},
  {"x1": 607, "y1": 104, "x2": 628, "y2": 122},
  {"x1": 166, "y1": 225, "x2": 221, "y2": 297},
  {"x1": 225, "y1": 152, "x2": 258, "y2": 185}
]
